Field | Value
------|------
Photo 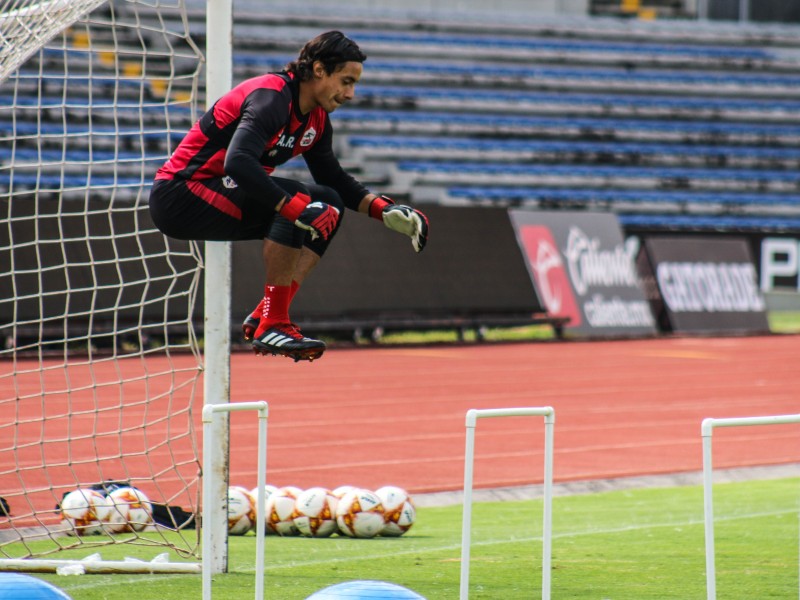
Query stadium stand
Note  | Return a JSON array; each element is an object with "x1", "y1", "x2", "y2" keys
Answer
[
  {"x1": 5, "y1": 3, "x2": 800, "y2": 245},
  {"x1": 5, "y1": 1, "x2": 800, "y2": 340},
  {"x1": 206, "y1": 3, "x2": 800, "y2": 234}
]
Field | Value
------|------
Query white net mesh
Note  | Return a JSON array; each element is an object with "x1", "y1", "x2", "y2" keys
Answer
[{"x1": 0, "y1": 0, "x2": 204, "y2": 560}]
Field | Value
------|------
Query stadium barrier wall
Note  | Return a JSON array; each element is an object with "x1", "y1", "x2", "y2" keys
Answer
[
  {"x1": 508, "y1": 209, "x2": 658, "y2": 338},
  {"x1": 233, "y1": 205, "x2": 552, "y2": 333},
  {"x1": 635, "y1": 236, "x2": 769, "y2": 334},
  {"x1": 5, "y1": 205, "x2": 789, "y2": 341}
]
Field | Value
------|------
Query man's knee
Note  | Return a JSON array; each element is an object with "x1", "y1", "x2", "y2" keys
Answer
[
  {"x1": 304, "y1": 187, "x2": 345, "y2": 257},
  {"x1": 266, "y1": 183, "x2": 345, "y2": 252}
]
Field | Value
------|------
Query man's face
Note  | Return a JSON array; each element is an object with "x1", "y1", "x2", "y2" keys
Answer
[{"x1": 311, "y1": 61, "x2": 362, "y2": 113}]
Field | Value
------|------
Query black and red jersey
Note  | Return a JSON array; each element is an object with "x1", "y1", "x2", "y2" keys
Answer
[{"x1": 155, "y1": 71, "x2": 367, "y2": 211}]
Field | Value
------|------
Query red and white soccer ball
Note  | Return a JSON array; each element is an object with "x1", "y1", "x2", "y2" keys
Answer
[
  {"x1": 107, "y1": 487, "x2": 154, "y2": 532},
  {"x1": 375, "y1": 485, "x2": 416, "y2": 537},
  {"x1": 249, "y1": 484, "x2": 278, "y2": 506},
  {"x1": 228, "y1": 486, "x2": 256, "y2": 535},
  {"x1": 265, "y1": 486, "x2": 302, "y2": 536},
  {"x1": 292, "y1": 487, "x2": 339, "y2": 538},
  {"x1": 249, "y1": 484, "x2": 277, "y2": 531},
  {"x1": 331, "y1": 485, "x2": 357, "y2": 499},
  {"x1": 60, "y1": 488, "x2": 107, "y2": 536},
  {"x1": 335, "y1": 489, "x2": 385, "y2": 539}
]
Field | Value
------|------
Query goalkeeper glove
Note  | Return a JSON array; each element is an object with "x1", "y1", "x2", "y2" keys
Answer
[
  {"x1": 279, "y1": 192, "x2": 340, "y2": 241},
  {"x1": 369, "y1": 195, "x2": 429, "y2": 253}
]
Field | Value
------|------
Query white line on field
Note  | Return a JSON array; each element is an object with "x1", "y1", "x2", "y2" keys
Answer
[{"x1": 260, "y1": 507, "x2": 799, "y2": 573}]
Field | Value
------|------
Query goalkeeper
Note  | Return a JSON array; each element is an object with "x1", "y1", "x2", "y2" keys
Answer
[{"x1": 149, "y1": 30, "x2": 428, "y2": 362}]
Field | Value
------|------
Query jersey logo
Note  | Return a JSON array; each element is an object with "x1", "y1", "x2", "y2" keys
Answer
[
  {"x1": 222, "y1": 176, "x2": 238, "y2": 189},
  {"x1": 300, "y1": 127, "x2": 317, "y2": 147}
]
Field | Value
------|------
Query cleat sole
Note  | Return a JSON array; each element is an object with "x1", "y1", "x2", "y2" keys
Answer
[{"x1": 251, "y1": 342, "x2": 325, "y2": 362}]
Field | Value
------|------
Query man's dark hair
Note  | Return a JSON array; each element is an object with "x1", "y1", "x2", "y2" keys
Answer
[{"x1": 285, "y1": 31, "x2": 367, "y2": 82}]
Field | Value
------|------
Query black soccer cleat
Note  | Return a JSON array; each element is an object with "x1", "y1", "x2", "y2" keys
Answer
[
  {"x1": 242, "y1": 314, "x2": 260, "y2": 342},
  {"x1": 252, "y1": 323, "x2": 326, "y2": 362}
]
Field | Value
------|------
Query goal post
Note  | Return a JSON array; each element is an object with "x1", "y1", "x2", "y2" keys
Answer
[
  {"x1": 202, "y1": 0, "x2": 234, "y2": 577},
  {"x1": 0, "y1": 0, "x2": 210, "y2": 570}
]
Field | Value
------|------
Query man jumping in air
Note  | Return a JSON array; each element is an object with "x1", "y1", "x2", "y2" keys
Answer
[{"x1": 149, "y1": 31, "x2": 428, "y2": 362}]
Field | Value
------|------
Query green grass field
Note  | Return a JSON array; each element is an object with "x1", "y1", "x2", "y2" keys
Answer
[{"x1": 13, "y1": 477, "x2": 799, "y2": 599}]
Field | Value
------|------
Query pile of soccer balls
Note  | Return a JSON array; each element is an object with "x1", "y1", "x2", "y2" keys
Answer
[
  {"x1": 228, "y1": 485, "x2": 416, "y2": 539},
  {"x1": 59, "y1": 486, "x2": 154, "y2": 536}
]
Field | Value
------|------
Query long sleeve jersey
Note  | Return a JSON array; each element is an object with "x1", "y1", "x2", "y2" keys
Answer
[{"x1": 155, "y1": 71, "x2": 368, "y2": 212}]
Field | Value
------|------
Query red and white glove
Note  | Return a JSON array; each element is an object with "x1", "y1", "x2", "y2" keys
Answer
[
  {"x1": 279, "y1": 191, "x2": 340, "y2": 241},
  {"x1": 369, "y1": 195, "x2": 429, "y2": 253}
]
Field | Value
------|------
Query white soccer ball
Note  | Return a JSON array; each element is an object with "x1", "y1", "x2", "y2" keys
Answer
[
  {"x1": 227, "y1": 486, "x2": 256, "y2": 535},
  {"x1": 331, "y1": 485, "x2": 357, "y2": 499},
  {"x1": 89, "y1": 494, "x2": 113, "y2": 534},
  {"x1": 375, "y1": 485, "x2": 416, "y2": 537},
  {"x1": 265, "y1": 486, "x2": 302, "y2": 536},
  {"x1": 292, "y1": 487, "x2": 338, "y2": 538},
  {"x1": 249, "y1": 484, "x2": 278, "y2": 505},
  {"x1": 60, "y1": 489, "x2": 106, "y2": 536},
  {"x1": 335, "y1": 489, "x2": 385, "y2": 539},
  {"x1": 107, "y1": 487, "x2": 153, "y2": 532},
  {"x1": 249, "y1": 484, "x2": 278, "y2": 532},
  {"x1": 102, "y1": 493, "x2": 130, "y2": 534}
]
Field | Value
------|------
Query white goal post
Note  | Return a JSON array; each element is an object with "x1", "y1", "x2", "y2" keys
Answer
[
  {"x1": 202, "y1": 0, "x2": 234, "y2": 577},
  {"x1": 0, "y1": 0, "x2": 231, "y2": 573}
]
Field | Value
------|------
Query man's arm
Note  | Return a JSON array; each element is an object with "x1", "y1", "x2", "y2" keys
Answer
[
  {"x1": 303, "y1": 116, "x2": 369, "y2": 212},
  {"x1": 304, "y1": 119, "x2": 429, "y2": 251},
  {"x1": 225, "y1": 90, "x2": 340, "y2": 240},
  {"x1": 224, "y1": 89, "x2": 290, "y2": 210}
]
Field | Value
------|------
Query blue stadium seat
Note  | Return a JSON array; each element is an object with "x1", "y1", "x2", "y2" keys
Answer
[
  {"x1": 352, "y1": 85, "x2": 800, "y2": 120},
  {"x1": 234, "y1": 54, "x2": 800, "y2": 90},
  {"x1": 0, "y1": 174, "x2": 153, "y2": 188},
  {"x1": 399, "y1": 161, "x2": 800, "y2": 183},
  {"x1": 447, "y1": 187, "x2": 800, "y2": 207},
  {"x1": 347, "y1": 31, "x2": 772, "y2": 61},
  {"x1": 348, "y1": 135, "x2": 800, "y2": 164},
  {"x1": 618, "y1": 214, "x2": 800, "y2": 232},
  {"x1": 332, "y1": 109, "x2": 800, "y2": 144}
]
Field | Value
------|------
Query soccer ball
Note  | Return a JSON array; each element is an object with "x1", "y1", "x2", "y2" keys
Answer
[
  {"x1": 265, "y1": 486, "x2": 302, "y2": 536},
  {"x1": 228, "y1": 486, "x2": 256, "y2": 535},
  {"x1": 107, "y1": 487, "x2": 153, "y2": 532},
  {"x1": 292, "y1": 487, "x2": 338, "y2": 538},
  {"x1": 101, "y1": 491, "x2": 130, "y2": 534},
  {"x1": 249, "y1": 484, "x2": 277, "y2": 531},
  {"x1": 331, "y1": 485, "x2": 357, "y2": 499},
  {"x1": 60, "y1": 488, "x2": 106, "y2": 536},
  {"x1": 335, "y1": 489, "x2": 385, "y2": 539},
  {"x1": 375, "y1": 485, "x2": 416, "y2": 537},
  {"x1": 249, "y1": 484, "x2": 278, "y2": 505}
]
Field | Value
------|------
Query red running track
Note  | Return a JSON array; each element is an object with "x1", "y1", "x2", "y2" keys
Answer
[
  {"x1": 225, "y1": 334, "x2": 800, "y2": 494},
  {"x1": 4, "y1": 334, "x2": 799, "y2": 525}
]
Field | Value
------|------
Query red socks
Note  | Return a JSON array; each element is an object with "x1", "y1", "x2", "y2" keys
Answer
[{"x1": 253, "y1": 281, "x2": 301, "y2": 335}]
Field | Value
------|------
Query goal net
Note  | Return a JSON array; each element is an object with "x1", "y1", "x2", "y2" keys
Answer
[{"x1": 0, "y1": 0, "x2": 205, "y2": 567}]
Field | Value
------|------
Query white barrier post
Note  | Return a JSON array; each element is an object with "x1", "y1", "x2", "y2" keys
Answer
[
  {"x1": 202, "y1": 401, "x2": 269, "y2": 600},
  {"x1": 702, "y1": 413, "x2": 800, "y2": 600},
  {"x1": 460, "y1": 407, "x2": 555, "y2": 600}
]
